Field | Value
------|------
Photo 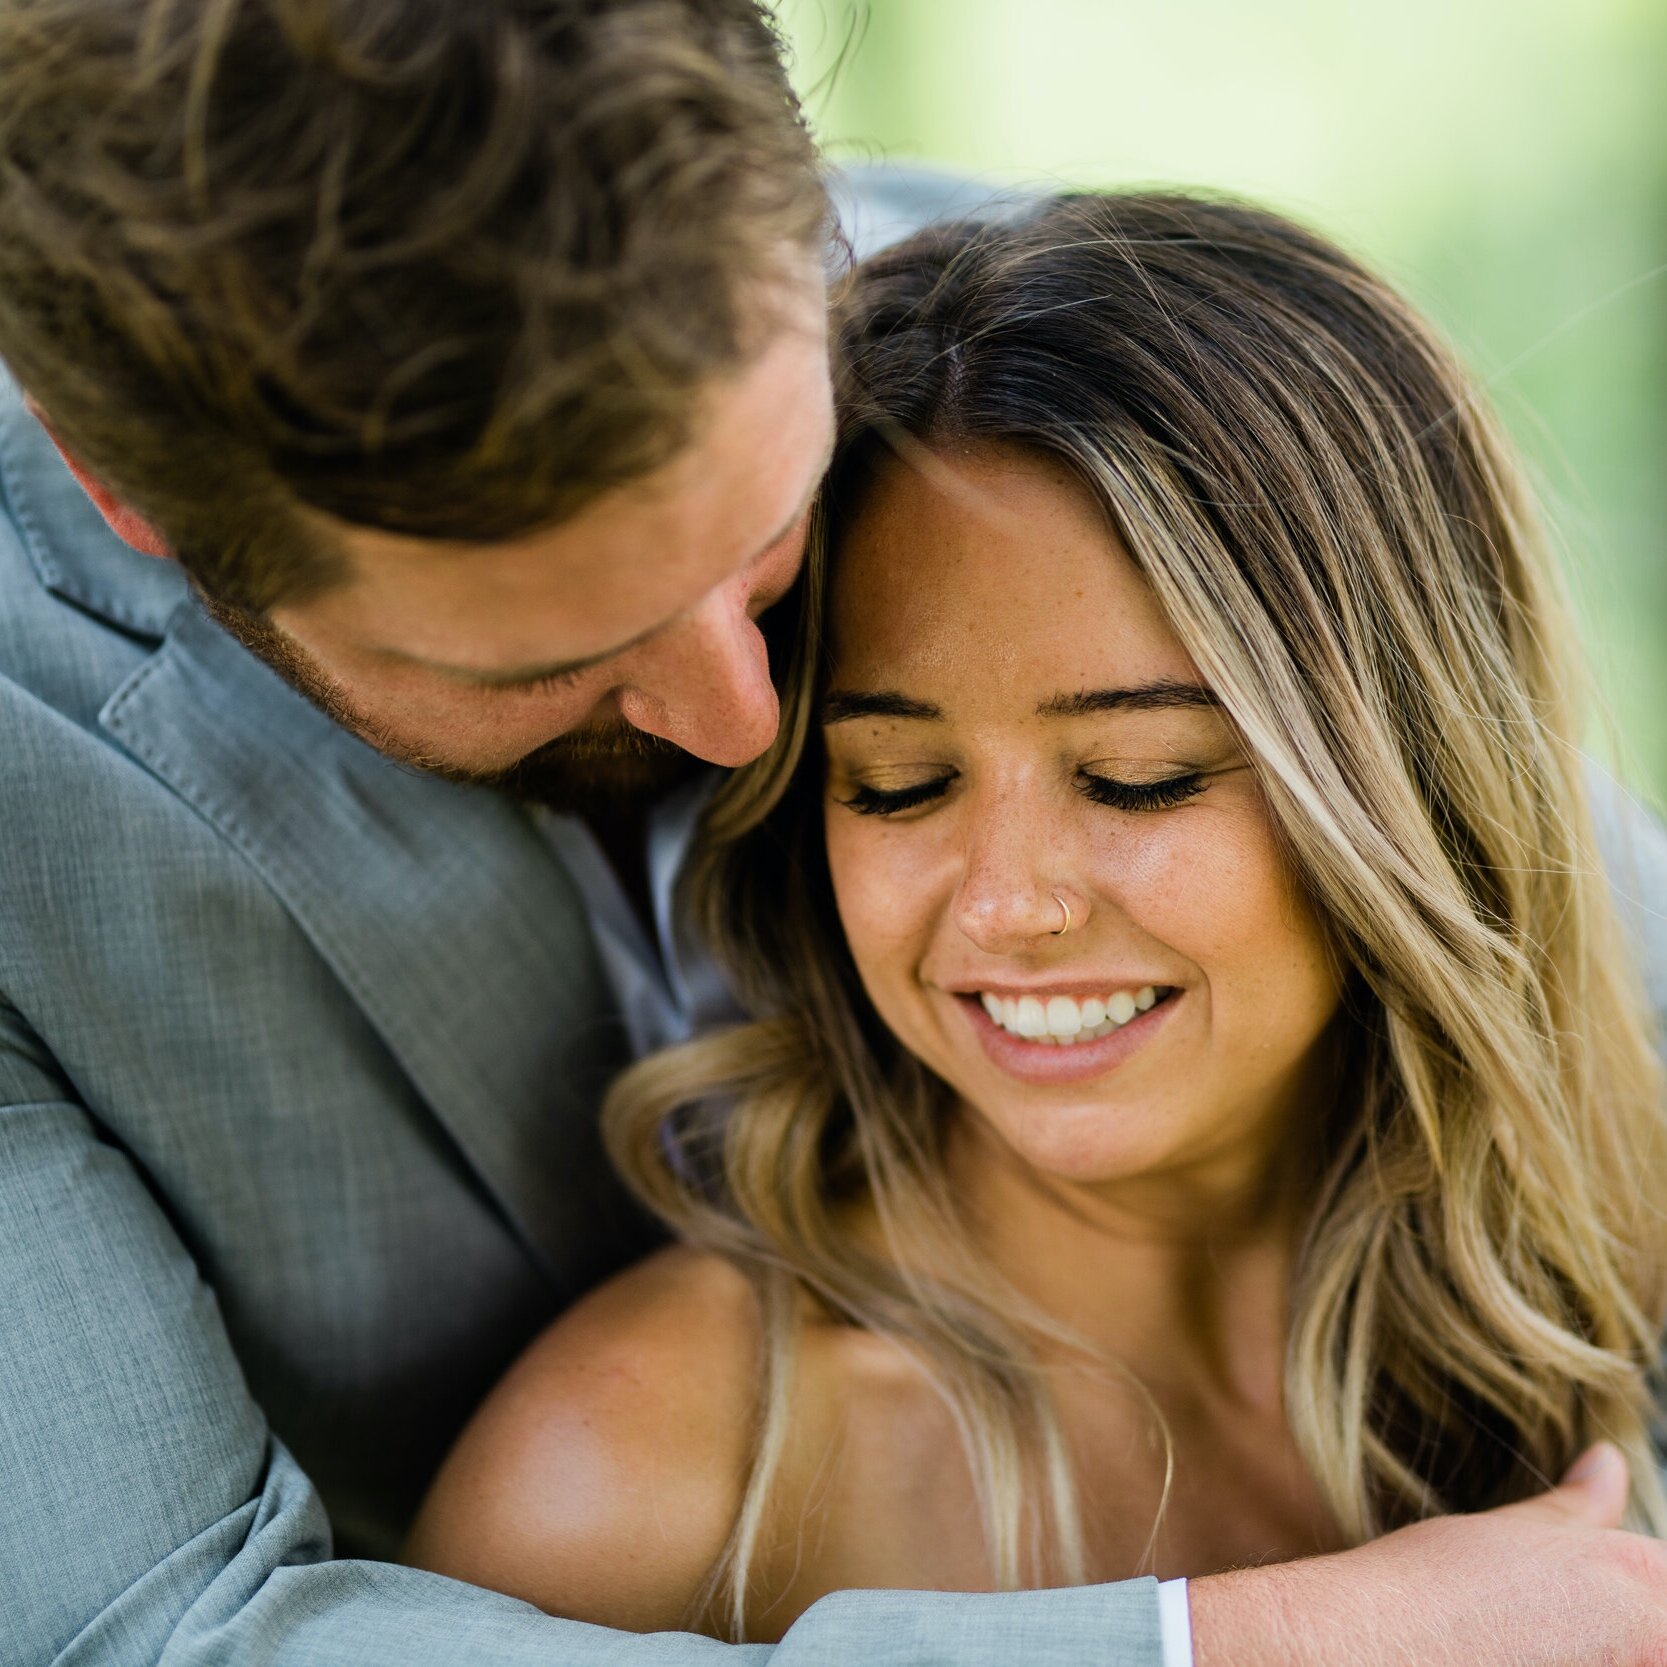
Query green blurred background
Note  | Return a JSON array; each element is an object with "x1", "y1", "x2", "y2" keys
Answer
[{"x1": 773, "y1": 0, "x2": 1667, "y2": 804}]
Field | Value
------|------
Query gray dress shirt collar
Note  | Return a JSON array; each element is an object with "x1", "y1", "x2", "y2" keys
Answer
[{"x1": 535, "y1": 775, "x2": 743, "y2": 1058}]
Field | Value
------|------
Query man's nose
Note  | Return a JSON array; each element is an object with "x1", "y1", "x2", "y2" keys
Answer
[{"x1": 613, "y1": 584, "x2": 780, "y2": 767}]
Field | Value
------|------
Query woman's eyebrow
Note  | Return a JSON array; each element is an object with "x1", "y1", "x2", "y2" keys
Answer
[
  {"x1": 821, "y1": 680, "x2": 1217, "y2": 725},
  {"x1": 822, "y1": 690, "x2": 943, "y2": 724},
  {"x1": 1038, "y1": 680, "x2": 1219, "y2": 717}
]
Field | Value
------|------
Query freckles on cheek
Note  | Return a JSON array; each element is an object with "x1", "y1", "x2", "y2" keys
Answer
[
  {"x1": 1167, "y1": 810, "x2": 1333, "y2": 1020},
  {"x1": 1099, "y1": 811, "x2": 1274, "y2": 965},
  {"x1": 1093, "y1": 821, "x2": 1206, "y2": 926},
  {"x1": 825, "y1": 817, "x2": 933, "y2": 978}
]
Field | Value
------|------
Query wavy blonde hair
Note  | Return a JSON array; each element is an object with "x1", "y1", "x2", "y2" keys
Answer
[{"x1": 605, "y1": 192, "x2": 1667, "y2": 1638}]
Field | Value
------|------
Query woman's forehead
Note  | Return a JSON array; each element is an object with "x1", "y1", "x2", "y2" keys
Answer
[{"x1": 826, "y1": 442, "x2": 1196, "y2": 699}]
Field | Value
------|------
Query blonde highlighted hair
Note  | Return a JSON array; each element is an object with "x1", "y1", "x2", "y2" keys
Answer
[{"x1": 605, "y1": 192, "x2": 1667, "y2": 1638}]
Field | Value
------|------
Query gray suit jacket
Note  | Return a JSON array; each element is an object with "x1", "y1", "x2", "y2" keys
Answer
[
  {"x1": 0, "y1": 177, "x2": 1169, "y2": 1665},
  {"x1": 0, "y1": 165, "x2": 1661, "y2": 1667}
]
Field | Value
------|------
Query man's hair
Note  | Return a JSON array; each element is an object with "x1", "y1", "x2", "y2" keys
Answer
[{"x1": 0, "y1": 0, "x2": 826, "y2": 612}]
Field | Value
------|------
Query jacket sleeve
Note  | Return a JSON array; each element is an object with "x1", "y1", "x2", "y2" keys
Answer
[
  {"x1": 0, "y1": 999, "x2": 1163, "y2": 1667},
  {"x1": 1586, "y1": 763, "x2": 1667, "y2": 1036}
]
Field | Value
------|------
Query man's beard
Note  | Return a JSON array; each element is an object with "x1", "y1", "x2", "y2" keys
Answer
[
  {"x1": 444, "y1": 720, "x2": 706, "y2": 816},
  {"x1": 202, "y1": 594, "x2": 706, "y2": 819}
]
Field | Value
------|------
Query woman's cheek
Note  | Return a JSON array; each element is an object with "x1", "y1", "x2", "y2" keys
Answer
[
  {"x1": 1139, "y1": 794, "x2": 1336, "y2": 1044},
  {"x1": 1124, "y1": 791, "x2": 1264, "y2": 921},
  {"x1": 826, "y1": 814, "x2": 937, "y2": 996},
  {"x1": 824, "y1": 810, "x2": 876, "y2": 962}
]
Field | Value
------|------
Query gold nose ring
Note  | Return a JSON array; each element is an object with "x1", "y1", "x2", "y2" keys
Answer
[{"x1": 1052, "y1": 893, "x2": 1073, "y2": 935}]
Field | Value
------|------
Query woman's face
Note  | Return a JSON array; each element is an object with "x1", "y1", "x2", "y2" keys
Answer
[{"x1": 822, "y1": 442, "x2": 1343, "y2": 1192}]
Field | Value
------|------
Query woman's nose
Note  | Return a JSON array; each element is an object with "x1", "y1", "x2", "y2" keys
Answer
[
  {"x1": 950, "y1": 811, "x2": 1083, "y2": 953},
  {"x1": 613, "y1": 584, "x2": 780, "y2": 767}
]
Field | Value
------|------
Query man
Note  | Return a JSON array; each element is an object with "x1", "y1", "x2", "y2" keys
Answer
[{"x1": 1, "y1": 3, "x2": 1664, "y2": 1664}]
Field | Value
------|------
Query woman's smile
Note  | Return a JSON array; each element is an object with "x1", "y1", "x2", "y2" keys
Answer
[{"x1": 951, "y1": 982, "x2": 1183, "y2": 1086}]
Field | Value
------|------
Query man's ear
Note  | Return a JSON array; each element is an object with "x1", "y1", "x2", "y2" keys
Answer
[{"x1": 25, "y1": 398, "x2": 174, "y2": 559}]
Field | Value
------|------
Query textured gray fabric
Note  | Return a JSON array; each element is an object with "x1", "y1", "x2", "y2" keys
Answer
[
  {"x1": 1586, "y1": 766, "x2": 1667, "y2": 1025},
  {"x1": 0, "y1": 171, "x2": 1168, "y2": 1665},
  {"x1": 827, "y1": 162, "x2": 1037, "y2": 263}
]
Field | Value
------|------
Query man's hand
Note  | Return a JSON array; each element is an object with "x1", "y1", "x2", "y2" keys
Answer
[{"x1": 1191, "y1": 1443, "x2": 1667, "y2": 1666}]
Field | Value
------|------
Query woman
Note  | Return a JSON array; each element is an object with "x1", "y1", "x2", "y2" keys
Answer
[{"x1": 405, "y1": 193, "x2": 1667, "y2": 1640}]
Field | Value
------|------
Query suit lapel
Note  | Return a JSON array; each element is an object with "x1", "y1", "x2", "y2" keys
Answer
[
  {"x1": 0, "y1": 374, "x2": 187, "y2": 638},
  {"x1": 100, "y1": 596, "x2": 638, "y2": 1293}
]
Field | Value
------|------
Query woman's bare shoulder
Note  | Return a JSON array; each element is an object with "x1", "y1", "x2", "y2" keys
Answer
[{"x1": 402, "y1": 1244, "x2": 762, "y2": 1633}]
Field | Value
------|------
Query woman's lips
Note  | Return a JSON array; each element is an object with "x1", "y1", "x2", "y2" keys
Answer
[{"x1": 955, "y1": 986, "x2": 1180, "y2": 1084}]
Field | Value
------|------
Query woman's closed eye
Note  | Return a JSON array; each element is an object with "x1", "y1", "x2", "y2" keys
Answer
[
  {"x1": 839, "y1": 775, "x2": 956, "y2": 816},
  {"x1": 834, "y1": 769, "x2": 1208, "y2": 818},
  {"x1": 1078, "y1": 769, "x2": 1206, "y2": 812}
]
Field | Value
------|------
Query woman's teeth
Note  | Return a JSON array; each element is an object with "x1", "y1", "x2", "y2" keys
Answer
[{"x1": 979, "y1": 986, "x2": 1161, "y2": 1044}]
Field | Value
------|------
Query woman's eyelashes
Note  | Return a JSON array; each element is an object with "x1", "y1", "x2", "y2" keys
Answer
[
  {"x1": 835, "y1": 769, "x2": 1207, "y2": 818},
  {"x1": 1077, "y1": 769, "x2": 1206, "y2": 812},
  {"x1": 840, "y1": 776, "x2": 955, "y2": 816}
]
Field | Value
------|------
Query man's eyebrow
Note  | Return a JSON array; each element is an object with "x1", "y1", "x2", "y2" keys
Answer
[
  {"x1": 822, "y1": 680, "x2": 1218, "y2": 725},
  {"x1": 1037, "y1": 680, "x2": 1219, "y2": 717}
]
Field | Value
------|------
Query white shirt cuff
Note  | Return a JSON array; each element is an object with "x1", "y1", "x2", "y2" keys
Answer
[{"x1": 1157, "y1": 1577, "x2": 1194, "y2": 1667}]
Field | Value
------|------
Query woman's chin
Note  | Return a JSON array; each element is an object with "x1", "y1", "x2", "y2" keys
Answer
[
  {"x1": 912, "y1": 989, "x2": 1199, "y2": 1186},
  {"x1": 969, "y1": 1095, "x2": 1180, "y2": 1187}
]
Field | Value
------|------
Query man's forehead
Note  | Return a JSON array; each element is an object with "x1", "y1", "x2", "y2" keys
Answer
[{"x1": 274, "y1": 301, "x2": 835, "y2": 673}]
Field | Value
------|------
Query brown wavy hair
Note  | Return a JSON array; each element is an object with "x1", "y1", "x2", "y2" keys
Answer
[
  {"x1": 0, "y1": 0, "x2": 825, "y2": 611},
  {"x1": 606, "y1": 192, "x2": 1667, "y2": 1637}
]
